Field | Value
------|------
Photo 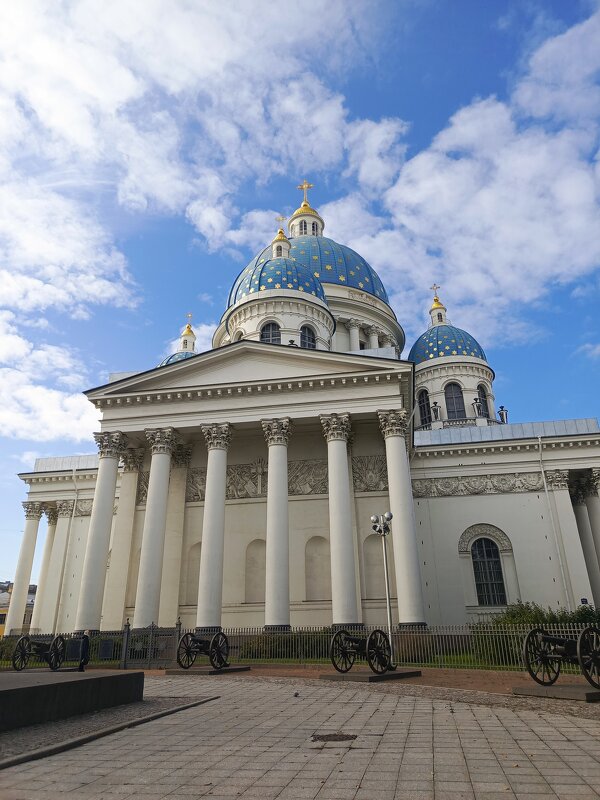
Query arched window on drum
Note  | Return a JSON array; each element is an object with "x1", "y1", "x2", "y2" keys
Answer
[
  {"x1": 418, "y1": 389, "x2": 432, "y2": 427},
  {"x1": 471, "y1": 538, "x2": 507, "y2": 606},
  {"x1": 477, "y1": 384, "x2": 490, "y2": 418},
  {"x1": 300, "y1": 220, "x2": 308, "y2": 235},
  {"x1": 260, "y1": 322, "x2": 281, "y2": 345},
  {"x1": 300, "y1": 325, "x2": 316, "y2": 349},
  {"x1": 445, "y1": 382, "x2": 466, "y2": 419}
]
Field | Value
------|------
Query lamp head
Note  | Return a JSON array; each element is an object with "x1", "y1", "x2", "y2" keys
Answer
[
  {"x1": 370, "y1": 514, "x2": 379, "y2": 524},
  {"x1": 383, "y1": 511, "x2": 393, "y2": 522}
]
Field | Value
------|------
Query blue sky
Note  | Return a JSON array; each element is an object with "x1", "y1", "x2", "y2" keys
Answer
[{"x1": 1, "y1": 0, "x2": 599, "y2": 580}]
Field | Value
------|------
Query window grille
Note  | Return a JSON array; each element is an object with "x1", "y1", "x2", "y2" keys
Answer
[
  {"x1": 260, "y1": 323, "x2": 281, "y2": 344},
  {"x1": 471, "y1": 537, "x2": 507, "y2": 605}
]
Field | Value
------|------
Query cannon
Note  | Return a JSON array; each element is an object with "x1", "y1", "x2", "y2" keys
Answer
[
  {"x1": 176, "y1": 631, "x2": 230, "y2": 670},
  {"x1": 329, "y1": 629, "x2": 392, "y2": 674},
  {"x1": 12, "y1": 635, "x2": 66, "y2": 671},
  {"x1": 523, "y1": 626, "x2": 600, "y2": 689}
]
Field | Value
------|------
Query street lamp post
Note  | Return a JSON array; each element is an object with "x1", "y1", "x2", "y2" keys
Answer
[{"x1": 370, "y1": 511, "x2": 396, "y2": 668}]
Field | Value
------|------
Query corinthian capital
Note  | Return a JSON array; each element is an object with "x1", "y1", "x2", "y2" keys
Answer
[
  {"x1": 145, "y1": 428, "x2": 179, "y2": 455},
  {"x1": 262, "y1": 418, "x2": 292, "y2": 446},
  {"x1": 545, "y1": 469, "x2": 569, "y2": 490},
  {"x1": 345, "y1": 318, "x2": 360, "y2": 331},
  {"x1": 56, "y1": 500, "x2": 75, "y2": 518},
  {"x1": 320, "y1": 413, "x2": 351, "y2": 443},
  {"x1": 22, "y1": 501, "x2": 44, "y2": 520},
  {"x1": 121, "y1": 448, "x2": 145, "y2": 472},
  {"x1": 94, "y1": 431, "x2": 128, "y2": 459},
  {"x1": 377, "y1": 409, "x2": 409, "y2": 439},
  {"x1": 45, "y1": 506, "x2": 58, "y2": 526},
  {"x1": 202, "y1": 423, "x2": 231, "y2": 451}
]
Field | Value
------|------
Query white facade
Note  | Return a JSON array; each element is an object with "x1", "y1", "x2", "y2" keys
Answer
[{"x1": 5, "y1": 191, "x2": 600, "y2": 635}]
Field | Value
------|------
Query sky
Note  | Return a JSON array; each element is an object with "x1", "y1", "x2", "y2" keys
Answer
[{"x1": 1, "y1": 0, "x2": 600, "y2": 581}]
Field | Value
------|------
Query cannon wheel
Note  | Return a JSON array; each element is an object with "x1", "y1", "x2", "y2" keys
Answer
[
  {"x1": 366, "y1": 629, "x2": 391, "y2": 674},
  {"x1": 523, "y1": 627, "x2": 560, "y2": 686},
  {"x1": 329, "y1": 630, "x2": 355, "y2": 673},
  {"x1": 209, "y1": 632, "x2": 230, "y2": 670},
  {"x1": 577, "y1": 626, "x2": 600, "y2": 690},
  {"x1": 177, "y1": 632, "x2": 197, "y2": 669},
  {"x1": 47, "y1": 635, "x2": 66, "y2": 671},
  {"x1": 12, "y1": 636, "x2": 31, "y2": 671}
]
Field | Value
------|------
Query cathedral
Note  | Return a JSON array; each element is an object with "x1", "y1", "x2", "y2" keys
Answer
[{"x1": 5, "y1": 184, "x2": 600, "y2": 635}]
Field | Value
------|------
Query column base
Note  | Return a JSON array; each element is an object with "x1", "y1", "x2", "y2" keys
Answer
[
  {"x1": 331, "y1": 622, "x2": 365, "y2": 631},
  {"x1": 195, "y1": 625, "x2": 222, "y2": 635},
  {"x1": 263, "y1": 624, "x2": 291, "y2": 632}
]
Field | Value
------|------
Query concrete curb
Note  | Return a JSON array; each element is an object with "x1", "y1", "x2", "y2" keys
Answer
[{"x1": 0, "y1": 696, "x2": 219, "y2": 771}]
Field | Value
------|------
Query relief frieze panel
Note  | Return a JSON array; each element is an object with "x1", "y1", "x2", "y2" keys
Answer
[
  {"x1": 136, "y1": 471, "x2": 149, "y2": 505},
  {"x1": 352, "y1": 455, "x2": 388, "y2": 492},
  {"x1": 412, "y1": 472, "x2": 544, "y2": 498},
  {"x1": 288, "y1": 459, "x2": 328, "y2": 496}
]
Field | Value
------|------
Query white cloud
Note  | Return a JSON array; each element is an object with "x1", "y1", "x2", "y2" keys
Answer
[{"x1": 577, "y1": 343, "x2": 600, "y2": 359}]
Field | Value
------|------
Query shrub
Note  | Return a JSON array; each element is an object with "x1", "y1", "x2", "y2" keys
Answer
[{"x1": 491, "y1": 601, "x2": 600, "y2": 626}]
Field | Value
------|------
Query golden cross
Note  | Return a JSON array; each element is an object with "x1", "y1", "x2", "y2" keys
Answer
[
  {"x1": 297, "y1": 179, "x2": 314, "y2": 204},
  {"x1": 186, "y1": 312, "x2": 193, "y2": 325},
  {"x1": 430, "y1": 283, "x2": 441, "y2": 296},
  {"x1": 276, "y1": 215, "x2": 287, "y2": 225}
]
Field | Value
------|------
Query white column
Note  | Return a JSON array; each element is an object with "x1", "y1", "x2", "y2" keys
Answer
[
  {"x1": 546, "y1": 469, "x2": 592, "y2": 609},
  {"x1": 133, "y1": 429, "x2": 178, "y2": 628},
  {"x1": 320, "y1": 413, "x2": 359, "y2": 625},
  {"x1": 365, "y1": 325, "x2": 379, "y2": 349},
  {"x1": 101, "y1": 448, "x2": 144, "y2": 630},
  {"x1": 345, "y1": 319, "x2": 360, "y2": 351},
  {"x1": 29, "y1": 507, "x2": 58, "y2": 633},
  {"x1": 75, "y1": 431, "x2": 127, "y2": 632},
  {"x1": 571, "y1": 486, "x2": 600, "y2": 607},
  {"x1": 378, "y1": 409, "x2": 426, "y2": 624},
  {"x1": 584, "y1": 470, "x2": 600, "y2": 569},
  {"x1": 158, "y1": 445, "x2": 191, "y2": 627},
  {"x1": 262, "y1": 418, "x2": 292, "y2": 628},
  {"x1": 39, "y1": 500, "x2": 73, "y2": 633},
  {"x1": 196, "y1": 423, "x2": 231, "y2": 630},
  {"x1": 5, "y1": 502, "x2": 44, "y2": 635}
]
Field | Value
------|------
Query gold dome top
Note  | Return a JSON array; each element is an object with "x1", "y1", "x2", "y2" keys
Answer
[
  {"x1": 272, "y1": 228, "x2": 289, "y2": 242},
  {"x1": 290, "y1": 200, "x2": 322, "y2": 219},
  {"x1": 183, "y1": 323, "x2": 194, "y2": 335},
  {"x1": 430, "y1": 295, "x2": 445, "y2": 311}
]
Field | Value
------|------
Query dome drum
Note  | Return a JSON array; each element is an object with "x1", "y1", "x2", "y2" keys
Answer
[{"x1": 222, "y1": 295, "x2": 334, "y2": 350}]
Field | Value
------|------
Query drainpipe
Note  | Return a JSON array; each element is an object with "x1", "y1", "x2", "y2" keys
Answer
[{"x1": 538, "y1": 437, "x2": 571, "y2": 611}]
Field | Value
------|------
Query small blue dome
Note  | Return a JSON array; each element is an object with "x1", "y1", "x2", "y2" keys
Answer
[
  {"x1": 228, "y1": 256, "x2": 326, "y2": 307},
  {"x1": 159, "y1": 351, "x2": 196, "y2": 367},
  {"x1": 408, "y1": 324, "x2": 487, "y2": 365}
]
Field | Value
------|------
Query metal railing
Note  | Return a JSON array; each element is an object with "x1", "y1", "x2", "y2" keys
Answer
[{"x1": 0, "y1": 623, "x2": 591, "y2": 673}]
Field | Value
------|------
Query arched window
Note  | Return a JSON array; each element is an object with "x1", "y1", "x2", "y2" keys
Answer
[
  {"x1": 418, "y1": 389, "x2": 432, "y2": 426},
  {"x1": 445, "y1": 382, "x2": 466, "y2": 419},
  {"x1": 471, "y1": 538, "x2": 507, "y2": 606},
  {"x1": 182, "y1": 339, "x2": 188, "y2": 349},
  {"x1": 276, "y1": 245, "x2": 282, "y2": 257},
  {"x1": 437, "y1": 312, "x2": 443, "y2": 322},
  {"x1": 300, "y1": 325, "x2": 316, "y2": 349},
  {"x1": 477, "y1": 384, "x2": 490, "y2": 418},
  {"x1": 260, "y1": 322, "x2": 281, "y2": 344},
  {"x1": 300, "y1": 220, "x2": 307, "y2": 235},
  {"x1": 312, "y1": 221, "x2": 318, "y2": 235}
]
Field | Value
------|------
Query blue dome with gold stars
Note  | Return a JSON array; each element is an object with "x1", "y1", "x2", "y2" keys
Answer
[
  {"x1": 408, "y1": 324, "x2": 487, "y2": 365},
  {"x1": 159, "y1": 351, "x2": 196, "y2": 367},
  {"x1": 228, "y1": 255, "x2": 327, "y2": 307},
  {"x1": 228, "y1": 236, "x2": 389, "y2": 308}
]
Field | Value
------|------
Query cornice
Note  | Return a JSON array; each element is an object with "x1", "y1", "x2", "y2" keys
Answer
[
  {"x1": 19, "y1": 470, "x2": 99, "y2": 485},
  {"x1": 413, "y1": 435, "x2": 600, "y2": 459},
  {"x1": 90, "y1": 370, "x2": 406, "y2": 410}
]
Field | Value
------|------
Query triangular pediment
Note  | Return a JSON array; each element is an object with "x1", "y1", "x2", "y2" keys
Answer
[{"x1": 87, "y1": 341, "x2": 410, "y2": 398}]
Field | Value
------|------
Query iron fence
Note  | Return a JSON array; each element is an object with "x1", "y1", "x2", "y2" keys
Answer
[{"x1": 0, "y1": 622, "x2": 591, "y2": 673}]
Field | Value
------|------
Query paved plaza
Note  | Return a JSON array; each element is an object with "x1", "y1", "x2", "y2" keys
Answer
[{"x1": 1, "y1": 675, "x2": 600, "y2": 800}]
